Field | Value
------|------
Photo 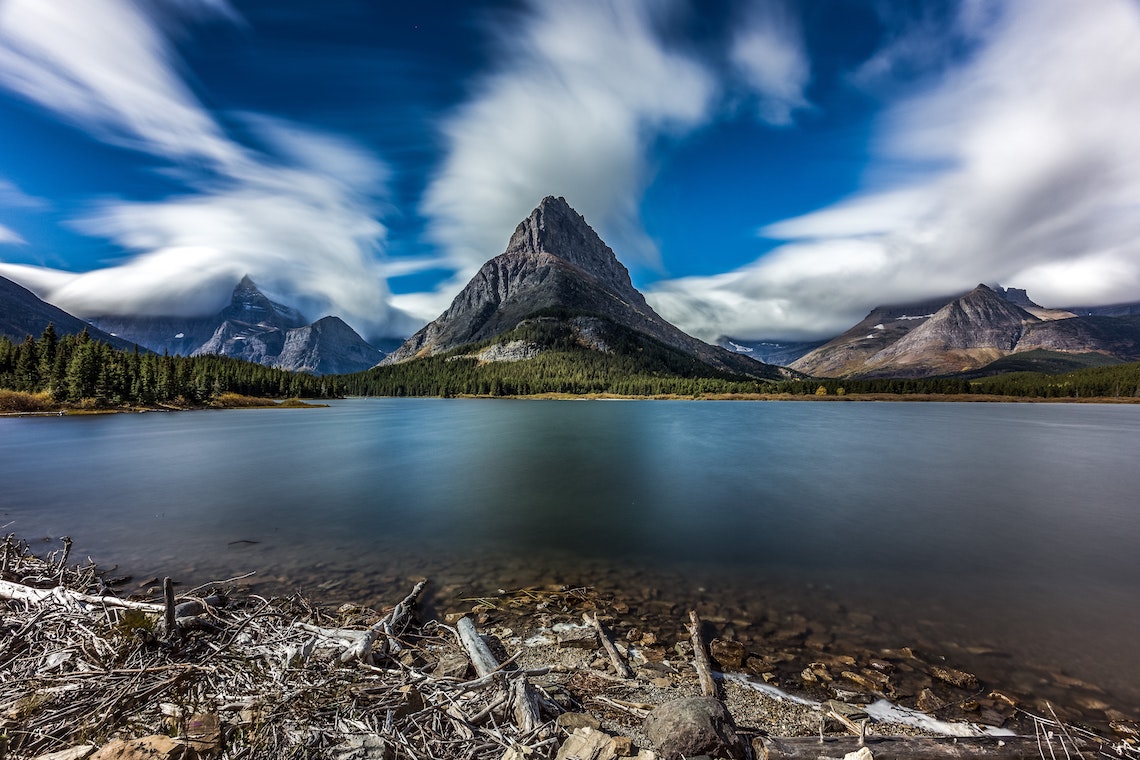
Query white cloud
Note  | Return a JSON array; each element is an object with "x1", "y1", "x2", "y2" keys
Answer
[
  {"x1": 421, "y1": 0, "x2": 716, "y2": 280},
  {"x1": 729, "y1": 1, "x2": 811, "y2": 125},
  {"x1": 0, "y1": 1, "x2": 423, "y2": 338},
  {"x1": 0, "y1": 0, "x2": 242, "y2": 168},
  {"x1": 0, "y1": 127, "x2": 414, "y2": 335},
  {"x1": 650, "y1": 0, "x2": 1140, "y2": 341}
]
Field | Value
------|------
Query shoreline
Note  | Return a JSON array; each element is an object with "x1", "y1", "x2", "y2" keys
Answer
[
  {"x1": 6, "y1": 389, "x2": 1140, "y2": 417},
  {"x1": 3, "y1": 535, "x2": 1137, "y2": 759}
]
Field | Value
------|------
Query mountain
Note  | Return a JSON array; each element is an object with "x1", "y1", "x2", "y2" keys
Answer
[
  {"x1": 0, "y1": 274, "x2": 136, "y2": 351},
  {"x1": 790, "y1": 294, "x2": 958, "y2": 377},
  {"x1": 380, "y1": 196, "x2": 779, "y2": 380},
  {"x1": 793, "y1": 284, "x2": 1140, "y2": 378},
  {"x1": 856, "y1": 285, "x2": 1040, "y2": 377},
  {"x1": 91, "y1": 276, "x2": 382, "y2": 374}
]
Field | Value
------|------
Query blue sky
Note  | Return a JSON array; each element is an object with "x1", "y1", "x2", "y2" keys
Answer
[{"x1": 2, "y1": 1, "x2": 1140, "y2": 342}]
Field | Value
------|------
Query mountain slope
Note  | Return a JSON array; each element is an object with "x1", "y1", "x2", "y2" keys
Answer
[
  {"x1": 0, "y1": 274, "x2": 136, "y2": 351},
  {"x1": 382, "y1": 196, "x2": 778, "y2": 379},
  {"x1": 858, "y1": 285, "x2": 1039, "y2": 377},
  {"x1": 790, "y1": 295, "x2": 958, "y2": 377}
]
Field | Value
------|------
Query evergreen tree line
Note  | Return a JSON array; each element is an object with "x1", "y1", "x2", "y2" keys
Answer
[
  {"x1": 6, "y1": 323, "x2": 1140, "y2": 404},
  {"x1": 0, "y1": 325, "x2": 341, "y2": 405},
  {"x1": 781, "y1": 364, "x2": 1140, "y2": 398}
]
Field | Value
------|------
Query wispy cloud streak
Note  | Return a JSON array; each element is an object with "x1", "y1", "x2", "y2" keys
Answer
[
  {"x1": 650, "y1": 0, "x2": 1140, "y2": 341},
  {"x1": 0, "y1": 0, "x2": 416, "y2": 336}
]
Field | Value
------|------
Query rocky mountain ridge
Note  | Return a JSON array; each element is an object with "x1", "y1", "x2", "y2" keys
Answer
[
  {"x1": 792, "y1": 284, "x2": 1140, "y2": 378},
  {"x1": 91, "y1": 276, "x2": 382, "y2": 375},
  {"x1": 382, "y1": 196, "x2": 777, "y2": 379}
]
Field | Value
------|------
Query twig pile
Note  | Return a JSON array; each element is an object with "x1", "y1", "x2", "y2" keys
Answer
[{"x1": 0, "y1": 535, "x2": 566, "y2": 759}]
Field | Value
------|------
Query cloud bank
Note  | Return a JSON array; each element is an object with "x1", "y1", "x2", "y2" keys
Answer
[
  {"x1": 0, "y1": 0, "x2": 415, "y2": 337},
  {"x1": 648, "y1": 0, "x2": 1140, "y2": 341},
  {"x1": 410, "y1": 0, "x2": 811, "y2": 320}
]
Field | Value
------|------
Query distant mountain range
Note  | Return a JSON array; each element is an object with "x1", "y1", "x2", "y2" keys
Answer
[
  {"x1": 789, "y1": 285, "x2": 1140, "y2": 378},
  {"x1": 379, "y1": 195, "x2": 781, "y2": 381},
  {"x1": 7, "y1": 198, "x2": 1140, "y2": 385},
  {"x1": 90, "y1": 276, "x2": 383, "y2": 375}
]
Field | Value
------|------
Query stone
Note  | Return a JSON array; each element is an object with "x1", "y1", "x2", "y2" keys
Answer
[
  {"x1": 841, "y1": 671, "x2": 881, "y2": 692},
  {"x1": 432, "y1": 652, "x2": 470, "y2": 679},
  {"x1": 643, "y1": 697, "x2": 747, "y2": 760},
  {"x1": 31, "y1": 748, "x2": 97, "y2": 760},
  {"x1": 330, "y1": 734, "x2": 391, "y2": 760},
  {"x1": 558, "y1": 627, "x2": 598, "y2": 649},
  {"x1": 709, "y1": 639, "x2": 745, "y2": 670},
  {"x1": 930, "y1": 665, "x2": 979, "y2": 690},
  {"x1": 181, "y1": 713, "x2": 221, "y2": 754},
  {"x1": 557, "y1": 712, "x2": 602, "y2": 731},
  {"x1": 917, "y1": 688, "x2": 947, "y2": 713},
  {"x1": 555, "y1": 727, "x2": 618, "y2": 760},
  {"x1": 610, "y1": 736, "x2": 633, "y2": 756},
  {"x1": 843, "y1": 748, "x2": 874, "y2": 760},
  {"x1": 90, "y1": 736, "x2": 196, "y2": 760}
]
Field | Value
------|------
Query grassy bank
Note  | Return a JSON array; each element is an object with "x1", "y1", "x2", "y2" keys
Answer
[{"x1": 0, "y1": 389, "x2": 325, "y2": 415}]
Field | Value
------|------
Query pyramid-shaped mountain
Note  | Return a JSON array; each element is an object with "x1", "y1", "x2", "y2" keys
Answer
[
  {"x1": 381, "y1": 196, "x2": 777, "y2": 378},
  {"x1": 91, "y1": 277, "x2": 382, "y2": 375}
]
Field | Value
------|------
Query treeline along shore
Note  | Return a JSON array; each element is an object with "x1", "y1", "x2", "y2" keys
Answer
[{"x1": 4, "y1": 325, "x2": 1140, "y2": 411}]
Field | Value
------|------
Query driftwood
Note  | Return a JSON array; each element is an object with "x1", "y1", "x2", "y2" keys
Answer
[
  {"x1": 585, "y1": 612, "x2": 632, "y2": 678},
  {"x1": 755, "y1": 735, "x2": 1090, "y2": 760},
  {"x1": 456, "y1": 615, "x2": 545, "y2": 735},
  {"x1": 0, "y1": 578, "x2": 167, "y2": 613},
  {"x1": 687, "y1": 609, "x2": 718, "y2": 697},
  {"x1": 457, "y1": 616, "x2": 501, "y2": 678},
  {"x1": 341, "y1": 579, "x2": 427, "y2": 664}
]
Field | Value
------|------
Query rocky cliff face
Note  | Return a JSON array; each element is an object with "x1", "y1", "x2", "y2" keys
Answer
[
  {"x1": 0, "y1": 275, "x2": 136, "y2": 350},
  {"x1": 382, "y1": 196, "x2": 775, "y2": 378},
  {"x1": 273, "y1": 316, "x2": 385, "y2": 375},
  {"x1": 91, "y1": 277, "x2": 381, "y2": 374}
]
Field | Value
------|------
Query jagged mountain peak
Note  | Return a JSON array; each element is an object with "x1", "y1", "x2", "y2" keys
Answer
[
  {"x1": 223, "y1": 275, "x2": 308, "y2": 328},
  {"x1": 381, "y1": 197, "x2": 777, "y2": 378},
  {"x1": 503, "y1": 196, "x2": 634, "y2": 293}
]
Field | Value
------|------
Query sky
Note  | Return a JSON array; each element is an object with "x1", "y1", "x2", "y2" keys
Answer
[{"x1": 2, "y1": 0, "x2": 1140, "y2": 343}]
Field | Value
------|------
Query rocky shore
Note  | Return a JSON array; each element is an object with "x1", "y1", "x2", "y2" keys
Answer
[{"x1": 1, "y1": 536, "x2": 1137, "y2": 760}]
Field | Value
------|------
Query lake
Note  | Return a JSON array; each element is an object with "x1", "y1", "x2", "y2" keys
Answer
[{"x1": 3, "y1": 399, "x2": 1139, "y2": 724}]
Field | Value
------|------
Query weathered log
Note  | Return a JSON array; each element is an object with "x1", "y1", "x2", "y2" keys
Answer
[
  {"x1": 457, "y1": 616, "x2": 547, "y2": 736},
  {"x1": 0, "y1": 579, "x2": 165, "y2": 614},
  {"x1": 584, "y1": 612, "x2": 631, "y2": 679},
  {"x1": 755, "y1": 735, "x2": 1085, "y2": 760},
  {"x1": 687, "y1": 609, "x2": 718, "y2": 697},
  {"x1": 457, "y1": 616, "x2": 501, "y2": 678}
]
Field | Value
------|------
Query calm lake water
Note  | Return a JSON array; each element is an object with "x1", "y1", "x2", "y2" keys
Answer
[{"x1": 3, "y1": 399, "x2": 1139, "y2": 719}]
